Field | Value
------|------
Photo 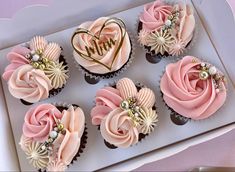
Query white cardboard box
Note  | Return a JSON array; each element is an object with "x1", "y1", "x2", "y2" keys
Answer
[{"x1": 0, "y1": 0, "x2": 235, "y2": 171}]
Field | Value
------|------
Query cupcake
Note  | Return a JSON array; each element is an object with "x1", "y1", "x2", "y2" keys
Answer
[
  {"x1": 2, "y1": 36, "x2": 69, "y2": 105},
  {"x1": 19, "y1": 103, "x2": 87, "y2": 171},
  {"x1": 160, "y1": 56, "x2": 227, "y2": 125},
  {"x1": 71, "y1": 17, "x2": 132, "y2": 84},
  {"x1": 91, "y1": 78, "x2": 158, "y2": 148},
  {"x1": 137, "y1": 0, "x2": 196, "y2": 63}
]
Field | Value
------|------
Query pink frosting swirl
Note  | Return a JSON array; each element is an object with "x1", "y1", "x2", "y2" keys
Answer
[
  {"x1": 100, "y1": 108, "x2": 139, "y2": 148},
  {"x1": 2, "y1": 46, "x2": 30, "y2": 81},
  {"x1": 23, "y1": 104, "x2": 62, "y2": 142},
  {"x1": 8, "y1": 64, "x2": 52, "y2": 103},
  {"x1": 139, "y1": 0, "x2": 173, "y2": 32},
  {"x1": 72, "y1": 17, "x2": 131, "y2": 74},
  {"x1": 160, "y1": 56, "x2": 227, "y2": 120},
  {"x1": 91, "y1": 87, "x2": 122, "y2": 125},
  {"x1": 53, "y1": 106, "x2": 85, "y2": 165}
]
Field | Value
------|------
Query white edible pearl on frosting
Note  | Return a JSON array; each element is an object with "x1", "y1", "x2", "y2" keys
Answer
[
  {"x1": 165, "y1": 19, "x2": 172, "y2": 26},
  {"x1": 200, "y1": 62, "x2": 205, "y2": 67},
  {"x1": 209, "y1": 66, "x2": 217, "y2": 75},
  {"x1": 32, "y1": 54, "x2": 40, "y2": 62},
  {"x1": 49, "y1": 131, "x2": 58, "y2": 139}
]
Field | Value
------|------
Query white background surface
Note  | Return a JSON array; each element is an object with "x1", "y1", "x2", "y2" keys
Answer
[{"x1": 1, "y1": 1, "x2": 235, "y2": 171}]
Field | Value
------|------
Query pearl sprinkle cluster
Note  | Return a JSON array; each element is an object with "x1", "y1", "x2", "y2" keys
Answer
[
  {"x1": 40, "y1": 120, "x2": 66, "y2": 152},
  {"x1": 120, "y1": 97, "x2": 143, "y2": 127},
  {"x1": 26, "y1": 50, "x2": 54, "y2": 70},
  {"x1": 196, "y1": 61, "x2": 226, "y2": 92}
]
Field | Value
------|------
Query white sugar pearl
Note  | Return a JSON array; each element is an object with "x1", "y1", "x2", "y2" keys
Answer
[
  {"x1": 209, "y1": 66, "x2": 217, "y2": 75},
  {"x1": 165, "y1": 20, "x2": 171, "y2": 26},
  {"x1": 41, "y1": 145, "x2": 46, "y2": 150},
  {"x1": 165, "y1": 19, "x2": 172, "y2": 26},
  {"x1": 216, "y1": 88, "x2": 220, "y2": 93},
  {"x1": 200, "y1": 62, "x2": 205, "y2": 67},
  {"x1": 49, "y1": 131, "x2": 58, "y2": 139},
  {"x1": 32, "y1": 54, "x2": 40, "y2": 62}
]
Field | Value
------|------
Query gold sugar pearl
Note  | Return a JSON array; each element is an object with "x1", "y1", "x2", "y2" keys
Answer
[
  {"x1": 42, "y1": 57, "x2": 49, "y2": 63},
  {"x1": 58, "y1": 123, "x2": 64, "y2": 131},
  {"x1": 31, "y1": 62, "x2": 39, "y2": 68},
  {"x1": 39, "y1": 64, "x2": 46, "y2": 70},
  {"x1": 199, "y1": 71, "x2": 209, "y2": 80},
  {"x1": 192, "y1": 58, "x2": 197, "y2": 63},
  {"x1": 37, "y1": 49, "x2": 43, "y2": 55}
]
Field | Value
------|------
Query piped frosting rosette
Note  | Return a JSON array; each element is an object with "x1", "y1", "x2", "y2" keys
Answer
[
  {"x1": 19, "y1": 103, "x2": 87, "y2": 171},
  {"x1": 91, "y1": 78, "x2": 158, "y2": 148},
  {"x1": 2, "y1": 36, "x2": 69, "y2": 104},
  {"x1": 160, "y1": 56, "x2": 227, "y2": 121},
  {"x1": 137, "y1": 0, "x2": 196, "y2": 59},
  {"x1": 71, "y1": 17, "x2": 133, "y2": 83}
]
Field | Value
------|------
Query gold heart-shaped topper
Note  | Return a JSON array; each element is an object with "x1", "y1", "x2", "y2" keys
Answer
[{"x1": 71, "y1": 17, "x2": 127, "y2": 71}]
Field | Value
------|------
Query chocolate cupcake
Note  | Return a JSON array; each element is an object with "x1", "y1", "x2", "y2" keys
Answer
[
  {"x1": 160, "y1": 56, "x2": 227, "y2": 125},
  {"x1": 2, "y1": 36, "x2": 69, "y2": 105},
  {"x1": 71, "y1": 17, "x2": 133, "y2": 84},
  {"x1": 19, "y1": 103, "x2": 87, "y2": 171},
  {"x1": 91, "y1": 78, "x2": 158, "y2": 148},
  {"x1": 137, "y1": 0, "x2": 196, "y2": 63}
]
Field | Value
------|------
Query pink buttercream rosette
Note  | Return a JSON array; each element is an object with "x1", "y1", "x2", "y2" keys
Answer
[
  {"x1": 160, "y1": 56, "x2": 227, "y2": 121},
  {"x1": 137, "y1": 0, "x2": 196, "y2": 58},
  {"x1": 19, "y1": 103, "x2": 87, "y2": 171},
  {"x1": 91, "y1": 78, "x2": 158, "y2": 148},
  {"x1": 2, "y1": 36, "x2": 69, "y2": 104}
]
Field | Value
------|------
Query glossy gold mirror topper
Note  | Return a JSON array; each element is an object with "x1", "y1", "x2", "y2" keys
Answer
[{"x1": 71, "y1": 17, "x2": 126, "y2": 71}]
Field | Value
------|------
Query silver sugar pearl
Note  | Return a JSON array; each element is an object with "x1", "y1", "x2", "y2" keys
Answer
[
  {"x1": 121, "y1": 100, "x2": 129, "y2": 110},
  {"x1": 25, "y1": 54, "x2": 31, "y2": 59},
  {"x1": 200, "y1": 62, "x2": 206, "y2": 67},
  {"x1": 199, "y1": 71, "x2": 209, "y2": 80}
]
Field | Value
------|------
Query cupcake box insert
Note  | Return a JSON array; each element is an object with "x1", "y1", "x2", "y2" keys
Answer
[{"x1": 0, "y1": 1, "x2": 235, "y2": 171}]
